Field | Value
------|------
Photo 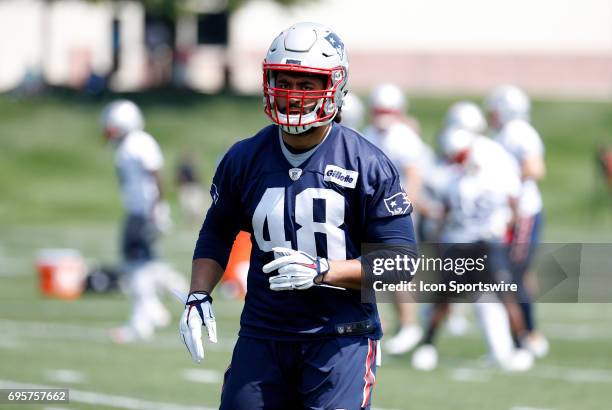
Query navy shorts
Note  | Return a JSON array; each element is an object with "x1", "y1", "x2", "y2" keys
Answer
[
  {"x1": 219, "y1": 336, "x2": 378, "y2": 410},
  {"x1": 121, "y1": 214, "x2": 157, "y2": 262}
]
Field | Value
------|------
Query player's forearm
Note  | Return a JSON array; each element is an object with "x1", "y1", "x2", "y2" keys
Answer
[
  {"x1": 152, "y1": 170, "x2": 164, "y2": 199},
  {"x1": 403, "y1": 165, "x2": 425, "y2": 212},
  {"x1": 324, "y1": 259, "x2": 363, "y2": 290},
  {"x1": 522, "y1": 156, "x2": 546, "y2": 181},
  {"x1": 190, "y1": 258, "x2": 225, "y2": 294}
]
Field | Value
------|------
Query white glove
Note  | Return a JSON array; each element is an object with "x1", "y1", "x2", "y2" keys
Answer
[
  {"x1": 152, "y1": 200, "x2": 173, "y2": 233},
  {"x1": 179, "y1": 291, "x2": 217, "y2": 363},
  {"x1": 262, "y1": 247, "x2": 330, "y2": 291}
]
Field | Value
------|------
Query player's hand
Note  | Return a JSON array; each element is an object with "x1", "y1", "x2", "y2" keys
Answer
[
  {"x1": 152, "y1": 200, "x2": 173, "y2": 233},
  {"x1": 179, "y1": 291, "x2": 217, "y2": 363},
  {"x1": 263, "y1": 247, "x2": 329, "y2": 291}
]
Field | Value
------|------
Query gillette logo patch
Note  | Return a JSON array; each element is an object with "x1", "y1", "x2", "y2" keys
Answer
[{"x1": 324, "y1": 165, "x2": 358, "y2": 189}]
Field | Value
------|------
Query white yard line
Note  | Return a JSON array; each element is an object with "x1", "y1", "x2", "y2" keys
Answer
[
  {"x1": 182, "y1": 369, "x2": 222, "y2": 384},
  {"x1": 0, "y1": 379, "x2": 215, "y2": 410},
  {"x1": 459, "y1": 323, "x2": 612, "y2": 342},
  {"x1": 449, "y1": 367, "x2": 490, "y2": 383},
  {"x1": 510, "y1": 406, "x2": 553, "y2": 410},
  {"x1": 45, "y1": 369, "x2": 88, "y2": 384},
  {"x1": 542, "y1": 323, "x2": 612, "y2": 340},
  {"x1": 534, "y1": 365, "x2": 612, "y2": 384},
  {"x1": 0, "y1": 336, "x2": 18, "y2": 349},
  {"x1": 0, "y1": 319, "x2": 235, "y2": 351},
  {"x1": 0, "y1": 378, "x2": 398, "y2": 410},
  {"x1": 452, "y1": 360, "x2": 612, "y2": 385}
]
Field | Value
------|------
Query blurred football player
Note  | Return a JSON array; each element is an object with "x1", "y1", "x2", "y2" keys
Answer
[
  {"x1": 422, "y1": 100, "x2": 489, "y2": 336},
  {"x1": 362, "y1": 83, "x2": 434, "y2": 355},
  {"x1": 179, "y1": 22, "x2": 416, "y2": 409},
  {"x1": 101, "y1": 100, "x2": 186, "y2": 343},
  {"x1": 443, "y1": 101, "x2": 487, "y2": 135},
  {"x1": 176, "y1": 152, "x2": 207, "y2": 226},
  {"x1": 597, "y1": 145, "x2": 612, "y2": 193},
  {"x1": 412, "y1": 127, "x2": 533, "y2": 372},
  {"x1": 485, "y1": 85, "x2": 548, "y2": 358},
  {"x1": 340, "y1": 91, "x2": 365, "y2": 131}
]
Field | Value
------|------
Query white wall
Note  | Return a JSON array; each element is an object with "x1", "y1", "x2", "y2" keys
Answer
[
  {"x1": 228, "y1": 0, "x2": 612, "y2": 96},
  {"x1": 45, "y1": 0, "x2": 114, "y2": 85},
  {"x1": 0, "y1": 0, "x2": 44, "y2": 92},
  {"x1": 1, "y1": 0, "x2": 610, "y2": 95},
  {"x1": 0, "y1": 0, "x2": 147, "y2": 92},
  {"x1": 110, "y1": 1, "x2": 147, "y2": 91},
  {"x1": 231, "y1": 0, "x2": 612, "y2": 53}
]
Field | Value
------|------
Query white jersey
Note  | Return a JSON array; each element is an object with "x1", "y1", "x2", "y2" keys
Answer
[
  {"x1": 114, "y1": 130, "x2": 164, "y2": 216},
  {"x1": 424, "y1": 161, "x2": 460, "y2": 201},
  {"x1": 362, "y1": 122, "x2": 434, "y2": 187},
  {"x1": 442, "y1": 137, "x2": 521, "y2": 243},
  {"x1": 495, "y1": 119, "x2": 544, "y2": 217}
]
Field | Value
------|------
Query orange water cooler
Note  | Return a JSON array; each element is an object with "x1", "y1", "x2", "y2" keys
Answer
[
  {"x1": 36, "y1": 249, "x2": 87, "y2": 299},
  {"x1": 222, "y1": 231, "x2": 251, "y2": 298}
]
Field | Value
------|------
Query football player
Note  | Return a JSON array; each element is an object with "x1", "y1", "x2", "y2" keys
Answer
[
  {"x1": 485, "y1": 85, "x2": 548, "y2": 358},
  {"x1": 362, "y1": 83, "x2": 434, "y2": 355},
  {"x1": 179, "y1": 22, "x2": 416, "y2": 409},
  {"x1": 412, "y1": 127, "x2": 533, "y2": 372},
  {"x1": 101, "y1": 100, "x2": 187, "y2": 343},
  {"x1": 340, "y1": 91, "x2": 365, "y2": 131},
  {"x1": 419, "y1": 101, "x2": 490, "y2": 336},
  {"x1": 443, "y1": 101, "x2": 487, "y2": 135}
]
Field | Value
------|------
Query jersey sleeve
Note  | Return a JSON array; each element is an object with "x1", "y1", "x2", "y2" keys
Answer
[
  {"x1": 519, "y1": 127, "x2": 544, "y2": 159},
  {"x1": 504, "y1": 122, "x2": 544, "y2": 161},
  {"x1": 396, "y1": 135, "x2": 424, "y2": 168},
  {"x1": 503, "y1": 167, "x2": 522, "y2": 199},
  {"x1": 364, "y1": 174, "x2": 416, "y2": 245},
  {"x1": 139, "y1": 134, "x2": 164, "y2": 171},
  {"x1": 192, "y1": 151, "x2": 242, "y2": 268}
]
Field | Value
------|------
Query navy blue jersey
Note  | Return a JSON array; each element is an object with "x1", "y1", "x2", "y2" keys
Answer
[{"x1": 194, "y1": 123, "x2": 416, "y2": 340}]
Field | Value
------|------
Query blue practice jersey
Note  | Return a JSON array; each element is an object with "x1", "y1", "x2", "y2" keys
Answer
[{"x1": 194, "y1": 123, "x2": 416, "y2": 341}]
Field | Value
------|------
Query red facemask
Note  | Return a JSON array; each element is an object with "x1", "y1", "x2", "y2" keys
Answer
[{"x1": 263, "y1": 63, "x2": 345, "y2": 132}]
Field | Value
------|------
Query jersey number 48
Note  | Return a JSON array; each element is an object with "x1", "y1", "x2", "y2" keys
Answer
[{"x1": 252, "y1": 187, "x2": 347, "y2": 260}]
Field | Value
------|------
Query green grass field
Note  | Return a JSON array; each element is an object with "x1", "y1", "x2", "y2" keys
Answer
[{"x1": 0, "y1": 92, "x2": 611, "y2": 410}]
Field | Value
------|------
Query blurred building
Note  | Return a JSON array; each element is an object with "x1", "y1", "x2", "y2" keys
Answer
[
  {"x1": 1, "y1": 0, "x2": 611, "y2": 98},
  {"x1": 229, "y1": 0, "x2": 612, "y2": 99},
  {"x1": 0, "y1": 0, "x2": 146, "y2": 92}
]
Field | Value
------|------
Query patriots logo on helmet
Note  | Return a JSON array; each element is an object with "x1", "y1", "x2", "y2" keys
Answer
[
  {"x1": 324, "y1": 32, "x2": 344, "y2": 59},
  {"x1": 384, "y1": 192, "x2": 412, "y2": 216}
]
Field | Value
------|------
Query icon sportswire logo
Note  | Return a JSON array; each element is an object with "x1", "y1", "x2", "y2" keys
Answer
[{"x1": 323, "y1": 165, "x2": 358, "y2": 189}]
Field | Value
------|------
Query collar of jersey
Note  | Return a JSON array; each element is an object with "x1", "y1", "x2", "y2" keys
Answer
[{"x1": 275, "y1": 123, "x2": 336, "y2": 170}]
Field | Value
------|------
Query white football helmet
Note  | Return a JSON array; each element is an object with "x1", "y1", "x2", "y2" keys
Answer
[
  {"x1": 101, "y1": 100, "x2": 144, "y2": 138},
  {"x1": 368, "y1": 83, "x2": 406, "y2": 130},
  {"x1": 263, "y1": 22, "x2": 349, "y2": 134},
  {"x1": 369, "y1": 83, "x2": 406, "y2": 114},
  {"x1": 444, "y1": 101, "x2": 487, "y2": 134},
  {"x1": 340, "y1": 91, "x2": 364, "y2": 130},
  {"x1": 484, "y1": 85, "x2": 530, "y2": 128},
  {"x1": 438, "y1": 127, "x2": 476, "y2": 163}
]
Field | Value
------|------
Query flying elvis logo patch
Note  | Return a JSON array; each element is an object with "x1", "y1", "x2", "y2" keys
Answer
[
  {"x1": 323, "y1": 165, "x2": 358, "y2": 189},
  {"x1": 384, "y1": 192, "x2": 412, "y2": 216}
]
